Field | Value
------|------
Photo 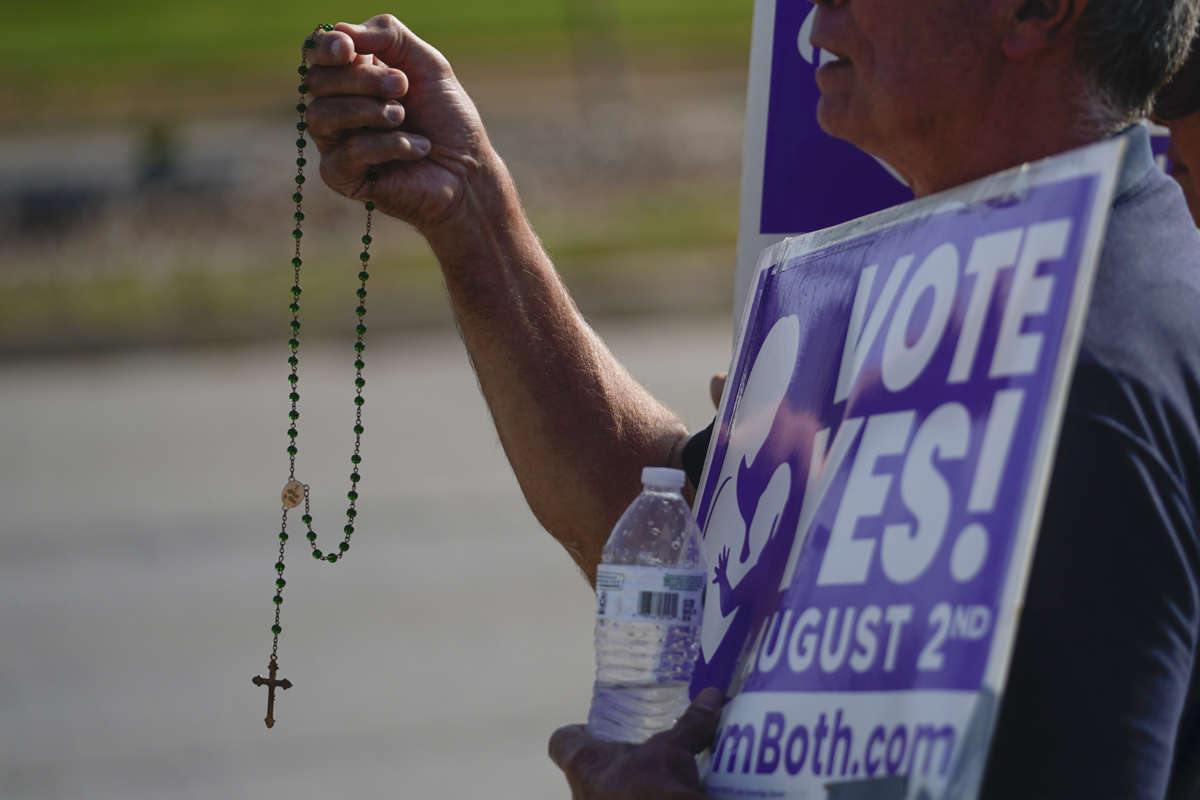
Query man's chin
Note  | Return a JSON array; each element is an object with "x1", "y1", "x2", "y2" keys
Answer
[{"x1": 814, "y1": 95, "x2": 857, "y2": 144}]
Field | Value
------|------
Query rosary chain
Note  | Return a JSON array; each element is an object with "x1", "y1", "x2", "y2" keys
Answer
[{"x1": 266, "y1": 23, "x2": 377, "y2": 661}]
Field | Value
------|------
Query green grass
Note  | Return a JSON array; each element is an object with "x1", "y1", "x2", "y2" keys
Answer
[
  {"x1": 0, "y1": 179, "x2": 737, "y2": 355},
  {"x1": 7, "y1": 0, "x2": 750, "y2": 123}
]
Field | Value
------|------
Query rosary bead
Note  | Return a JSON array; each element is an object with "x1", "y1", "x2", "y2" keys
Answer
[
  {"x1": 289, "y1": 303, "x2": 300, "y2": 313},
  {"x1": 273, "y1": 623, "x2": 284, "y2": 634},
  {"x1": 340, "y1": 542, "x2": 350, "y2": 552},
  {"x1": 354, "y1": 359, "x2": 365, "y2": 369},
  {"x1": 294, "y1": 211, "x2": 305, "y2": 222},
  {"x1": 365, "y1": 201, "x2": 375, "y2": 210},
  {"x1": 366, "y1": 168, "x2": 379, "y2": 182},
  {"x1": 302, "y1": 514, "x2": 313, "y2": 524},
  {"x1": 296, "y1": 102, "x2": 307, "y2": 113},
  {"x1": 326, "y1": 553, "x2": 338, "y2": 563},
  {"x1": 287, "y1": 373, "x2": 299, "y2": 383},
  {"x1": 287, "y1": 428, "x2": 298, "y2": 439},
  {"x1": 292, "y1": 229, "x2": 303, "y2": 239},
  {"x1": 354, "y1": 342, "x2": 365, "y2": 353},
  {"x1": 288, "y1": 355, "x2": 299, "y2": 366},
  {"x1": 344, "y1": 524, "x2": 354, "y2": 534},
  {"x1": 354, "y1": 378, "x2": 365, "y2": 388},
  {"x1": 276, "y1": 577, "x2": 287, "y2": 588},
  {"x1": 307, "y1": 531, "x2": 317, "y2": 542},
  {"x1": 356, "y1": 288, "x2": 367, "y2": 299},
  {"x1": 273, "y1": 594, "x2": 283, "y2": 605},
  {"x1": 355, "y1": 306, "x2": 366, "y2": 317},
  {"x1": 347, "y1": 507, "x2": 358, "y2": 518},
  {"x1": 296, "y1": 122, "x2": 308, "y2": 132},
  {"x1": 359, "y1": 251, "x2": 370, "y2": 262},
  {"x1": 287, "y1": 445, "x2": 298, "y2": 455},
  {"x1": 353, "y1": 424, "x2": 364, "y2": 434},
  {"x1": 350, "y1": 454, "x2": 362, "y2": 464},
  {"x1": 291, "y1": 284, "x2": 302, "y2": 296},
  {"x1": 356, "y1": 324, "x2": 367, "y2": 335},
  {"x1": 358, "y1": 271, "x2": 370, "y2": 282},
  {"x1": 289, "y1": 391, "x2": 300, "y2": 402},
  {"x1": 279, "y1": 532, "x2": 289, "y2": 542},
  {"x1": 295, "y1": 175, "x2": 306, "y2": 184},
  {"x1": 298, "y1": 65, "x2": 309, "y2": 75},
  {"x1": 296, "y1": 157, "x2": 307, "y2": 167},
  {"x1": 289, "y1": 410, "x2": 299, "y2": 421},
  {"x1": 275, "y1": 561, "x2": 286, "y2": 572},
  {"x1": 347, "y1": 490, "x2": 359, "y2": 501},
  {"x1": 350, "y1": 471, "x2": 361, "y2": 483},
  {"x1": 298, "y1": 84, "x2": 309, "y2": 94},
  {"x1": 322, "y1": 23, "x2": 333, "y2": 31},
  {"x1": 292, "y1": 193, "x2": 303, "y2": 204},
  {"x1": 353, "y1": 397, "x2": 365, "y2": 409},
  {"x1": 304, "y1": 38, "x2": 316, "y2": 48},
  {"x1": 312, "y1": 549, "x2": 323, "y2": 559},
  {"x1": 288, "y1": 338, "x2": 300, "y2": 350},
  {"x1": 296, "y1": 138, "x2": 307, "y2": 148},
  {"x1": 290, "y1": 320, "x2": 301, "y2": 332},
  {"x1": 362, "y1": 234, "x2": 372, "y2": 244}
]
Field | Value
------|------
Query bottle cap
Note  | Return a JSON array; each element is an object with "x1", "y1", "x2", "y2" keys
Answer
[{"x1": 641, "y1": 466, "x2": 686, "y2": 490}]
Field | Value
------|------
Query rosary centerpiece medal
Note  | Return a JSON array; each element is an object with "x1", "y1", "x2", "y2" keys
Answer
[{"x1": 253, "y1": 24, "x2": 379, "y2": 729}]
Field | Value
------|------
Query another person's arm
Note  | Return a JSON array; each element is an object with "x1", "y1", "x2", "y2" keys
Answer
[{"x1": 304, "y1": 16, "x2": 688, "y2": 583}]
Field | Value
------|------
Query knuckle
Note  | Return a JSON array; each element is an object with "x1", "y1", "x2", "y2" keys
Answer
[
  {"x1": 303, "y1": 101, "x2": 329, "y2": 130},
  {"x1": 373, "y1": 13, "x2": 402, "y2": 30},
  {"x1": 303, "y1": 65, "x2": 331, "y2": 95}
]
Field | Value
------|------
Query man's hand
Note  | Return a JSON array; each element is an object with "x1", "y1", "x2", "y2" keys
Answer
[
  {"x1": 302, "y1": 15, "x2": 491, "y2": 229},
  {"x1": 548, "y1": 688, "x2": 724, "y2": 799}
]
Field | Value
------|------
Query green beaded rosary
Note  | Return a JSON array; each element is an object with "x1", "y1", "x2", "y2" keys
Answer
[{"x1": 252, "y1": 24, "x2": 378, "y2": 729}]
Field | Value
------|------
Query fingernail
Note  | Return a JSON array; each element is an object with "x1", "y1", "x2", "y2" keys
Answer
[
  {"x1": 695, "y1": 687, "x2": 724, "y2": 712},
  {"x1": 385, "y1": 103, "x2": 404, "y2": 124},
  {"x1": 329, "y1": 37, "x2": 346, "y2": 60},
  {"x1": 383, "y1": 73, "x2": 407, "y2": 96},
  {"x1": 414, "y1": 138, "x2": 431, "y2": 155}
]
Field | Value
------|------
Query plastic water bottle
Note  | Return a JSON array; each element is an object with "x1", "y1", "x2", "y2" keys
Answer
[{"x1": 586, "y1": 467, "x2": 707, "y2": 743}]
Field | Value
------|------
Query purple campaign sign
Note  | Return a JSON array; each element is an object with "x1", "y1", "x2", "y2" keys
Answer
[
  {"x1": 759, "y1": 5, "x2": 911, "y2": 234},
  {"x1": 694, "y1": 140, "x2": 1124, "y2": 797}
]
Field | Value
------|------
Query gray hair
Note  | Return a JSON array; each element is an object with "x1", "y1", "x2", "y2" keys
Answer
[{"x1": 1076, "y1": 0, "x2": 1200, "y2": 129}]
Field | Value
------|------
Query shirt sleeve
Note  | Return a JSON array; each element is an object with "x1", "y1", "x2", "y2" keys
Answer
[
  {"x1": 980, "y1": 371, "x2": 1200, "y2": 799},
  {"x1": 681, "y1": 419, "x2": 716, "y2": 489}
]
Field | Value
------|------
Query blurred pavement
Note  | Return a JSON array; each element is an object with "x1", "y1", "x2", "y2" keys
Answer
[{"x1": 0, "y1": 314, "x2": 731, "y2": 799}]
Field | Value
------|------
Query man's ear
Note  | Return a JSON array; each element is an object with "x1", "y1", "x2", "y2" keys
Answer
[{"x1": 1000, "y1": 0, "x2": 1087, "y2": 60}]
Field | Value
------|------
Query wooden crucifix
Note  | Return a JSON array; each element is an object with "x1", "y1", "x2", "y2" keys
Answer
[{"x1": 252, "y1": 660, "x2": 293, "y2": 728}]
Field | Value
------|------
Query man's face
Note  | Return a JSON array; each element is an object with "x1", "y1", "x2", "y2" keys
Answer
[
  {"x1": 1165, "y1": 113, "x2": 1200, "y2": 225},
  {"x1": 808, "y1": 0, "x2": 995, "y2": 185}
]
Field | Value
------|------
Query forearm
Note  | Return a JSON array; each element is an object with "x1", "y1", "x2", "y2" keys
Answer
[{"x1": 422, "y1": 148, "x2": 688, "y2": 583}]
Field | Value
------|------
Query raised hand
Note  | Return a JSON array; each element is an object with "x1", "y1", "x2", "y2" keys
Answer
[{"x1": 302, "y1": 15, "x2": 492, "y2": 230}]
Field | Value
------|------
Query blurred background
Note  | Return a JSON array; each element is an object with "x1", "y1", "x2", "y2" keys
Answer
[{"x1": 1, "y1": 1, "x2": 749, "y2": 798}]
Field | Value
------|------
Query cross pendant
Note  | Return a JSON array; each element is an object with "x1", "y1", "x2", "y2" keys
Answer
[{"x1": 251, "y1": 660, "x2": 293, "y2": 728}]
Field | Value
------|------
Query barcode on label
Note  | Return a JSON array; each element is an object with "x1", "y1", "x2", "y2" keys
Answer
[{"x1": 638, "y1": 591, "x2": 680, "y2": 619}]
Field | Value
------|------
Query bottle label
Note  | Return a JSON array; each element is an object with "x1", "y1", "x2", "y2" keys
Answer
[{"x1": 595, "y1": 565, "x2": 706, "y2": 625}]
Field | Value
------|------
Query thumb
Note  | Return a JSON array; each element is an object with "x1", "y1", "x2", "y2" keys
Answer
[
  {"x1": 659, "y1": 688, "x2": 725, "y2": 754},
  {"x1": 334, "y1": 15, "x2": 450, "y2": 76}
]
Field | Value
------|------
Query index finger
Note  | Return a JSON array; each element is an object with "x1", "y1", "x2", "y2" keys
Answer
[{"x1": 303, "y1": 26, "x2": 356, "y2": 67}]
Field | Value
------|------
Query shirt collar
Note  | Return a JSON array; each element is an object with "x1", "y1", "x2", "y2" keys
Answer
[{"x1": 1114, "y1": 123, "x2": 1157, "y2": 199}]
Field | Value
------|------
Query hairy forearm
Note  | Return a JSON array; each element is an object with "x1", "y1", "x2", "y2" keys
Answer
[{"x1": 422, "y1": 148, "x2": 687, "y2": 584}]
